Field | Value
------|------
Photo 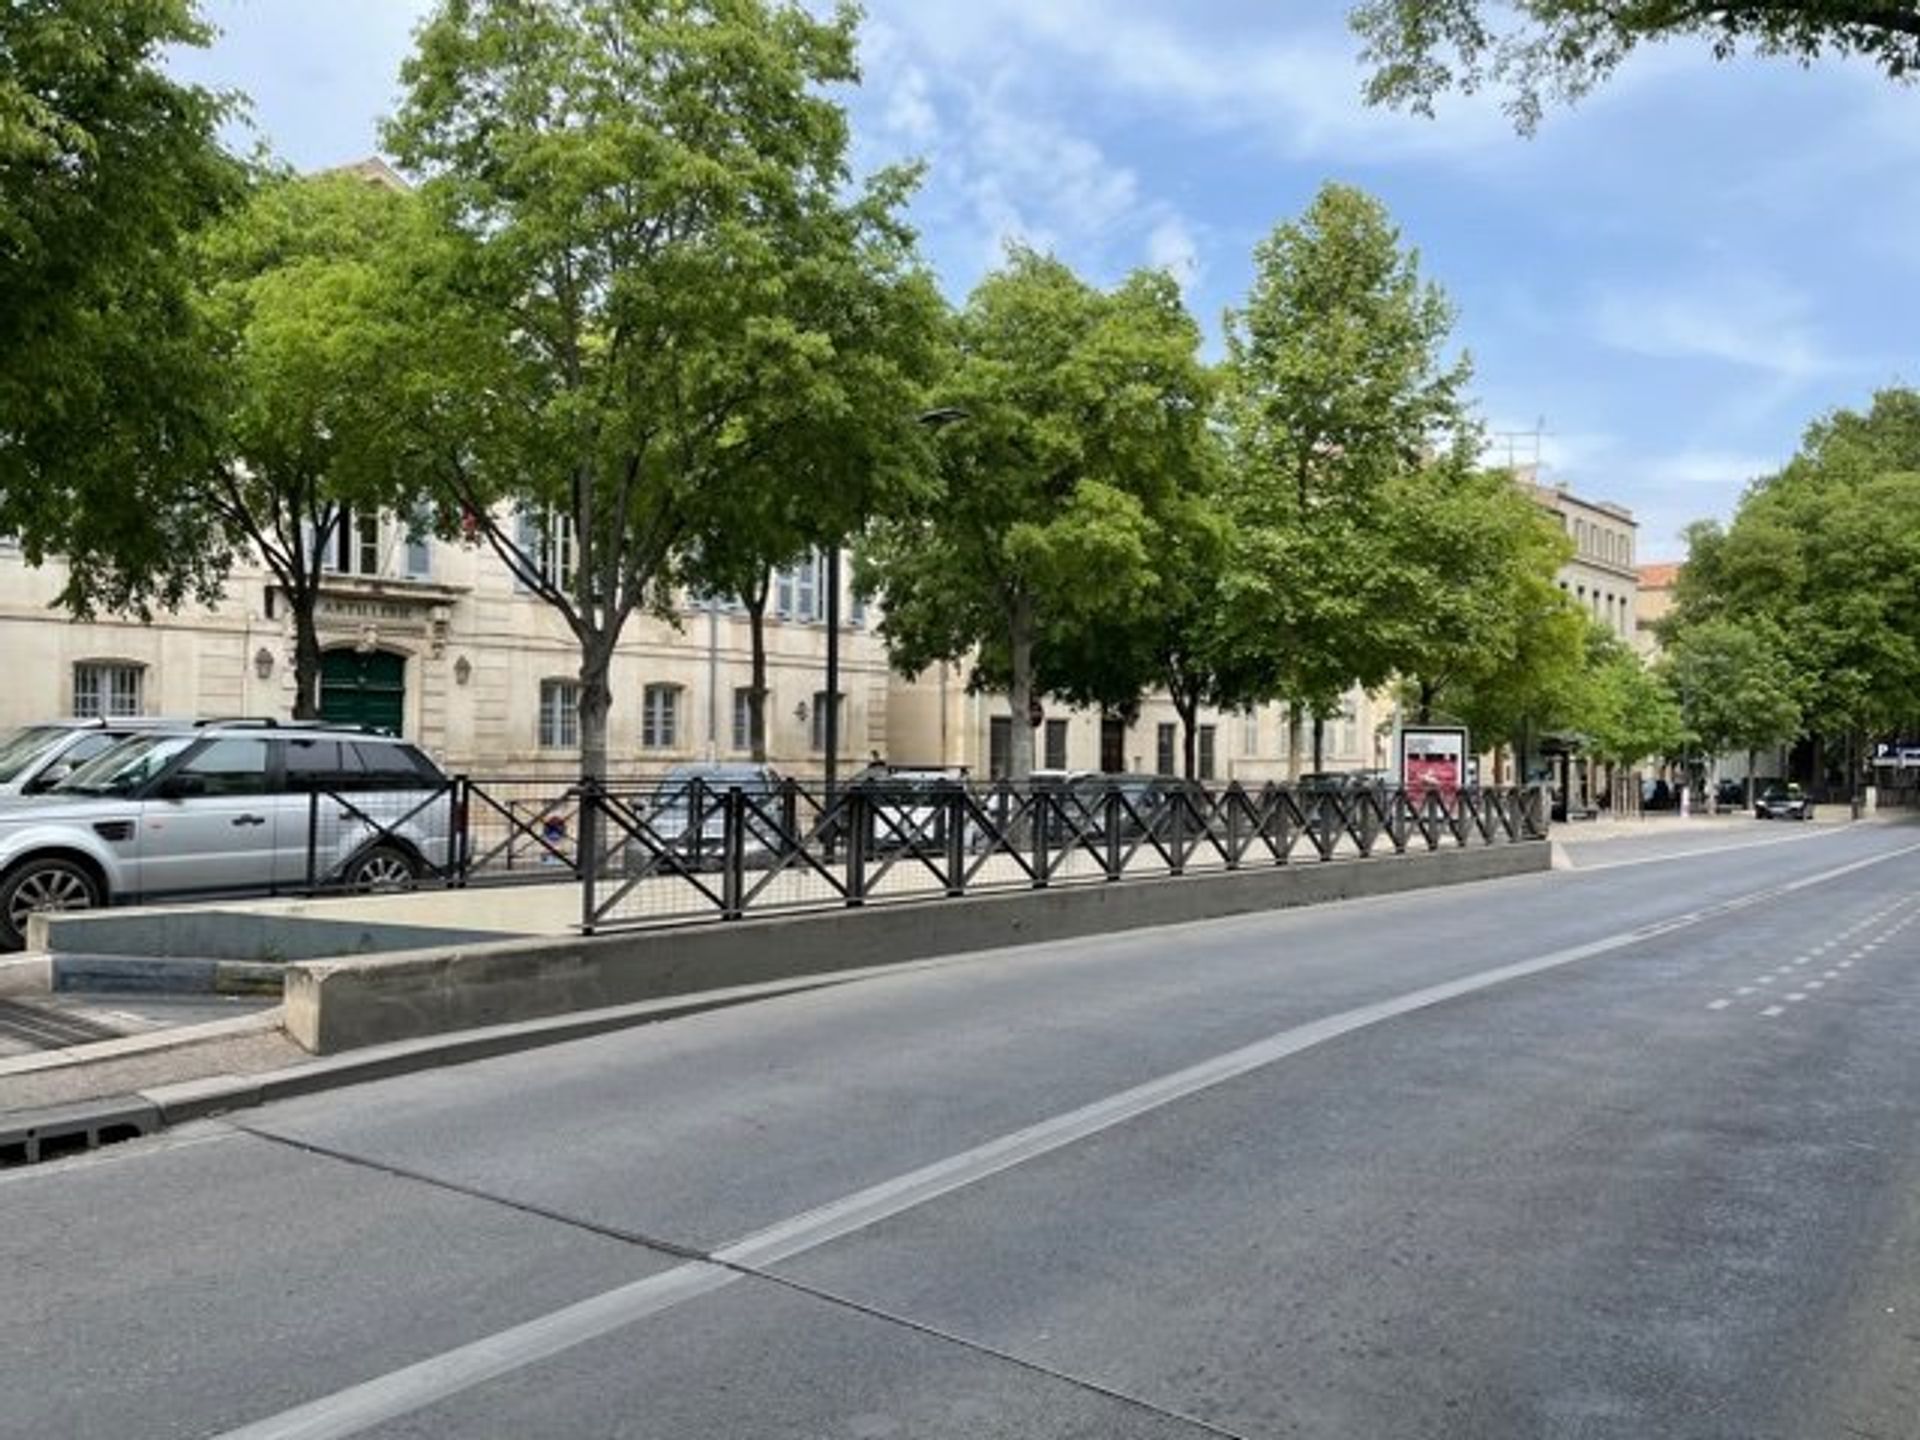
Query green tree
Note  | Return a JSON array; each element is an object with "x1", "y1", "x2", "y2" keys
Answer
[
  {"x1": 385, "y1": 0, "x2": 906, "y2": 780},
  {"x1": 1579, "y1": 628, "x2": 1688, "y2": 770},
  {"x1": 1221, "y1": 182, "x2": 1477, "y2": 768},
  {"x1": 1670, "y1": 389, "x2": 1920, "y2": 791},
  {"x1": 679, "y1": 179, "x2": 947, "y2": 762},
  {"x1": 0, "y1": 0, "x2": 243, "y2": 616},
  {"x1": 1659, "y1": 617, "x2": 1802, "y2": 804},
  {"x1": 1387, "y1": 465, "x2": 1574, "y2": 736},
  {"x1": 1353, "y1": 0, "x2": 1920, "y2": 131},
  {"x1": 189, "y1": 172, "x2": 439, "y2": 718},
  {"x1": 859, "y1": 252, "x2": 1215, "y2": 781}
]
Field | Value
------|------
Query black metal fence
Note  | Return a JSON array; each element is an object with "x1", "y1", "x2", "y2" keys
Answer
[
  {"x1": 299, "y1": 775, "x2": 1549, "y2": 931},
  {"x1": 573, "y1": 778, "x2": 1550, "y2": 933}
]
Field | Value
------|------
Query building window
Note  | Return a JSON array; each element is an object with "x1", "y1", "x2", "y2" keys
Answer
[
  {"x1": 810, "y1": 690, "x2": 842, "y2": 752},
  {"x1": 776, "y1": 554, "x2": 824, "y2": 622},
  {"x1": 1198, "y1": 725, "x2": 1217, "y2": 781},
  {"x1": 1156, "y1": 723, "x2": 1176, "y2": 776},
  {"x1": 989, "y1": 716, "x2": 1012, "y2": 780},
  {"x1": 1044, "y1": 718, "x2": 1069, "y2": 770},
  {"x1": 404, "y1": 506, "x2": 432, "y2": 578},
  {"x1": 643, "y1": 684, "x2": 680, "y2": 750},
  {"x1": 73, "y1": 662, "x2": 143, "y2": 719},
  {"x1": 515, "y1": 508, "x2": 578, "y2": 593},
  {"x1": 1240, "y1": 709, "x2": 1260, "y2": 758},
  {"x1": 732, "y1": 687, "x2": 754, "y2": 753},
  {"x1": 1339, "y1": 701, "x2": 1359, "y2": 759},
  {"x1": 538, "y1": 679, "x2": 578, "y2": 749}
]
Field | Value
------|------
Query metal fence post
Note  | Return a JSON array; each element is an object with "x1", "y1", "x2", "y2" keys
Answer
[
  {"x1": 305, "y1": 790, "x2": 321, "y2": 893},
  {"x1": 721, "y1": 786, "x2": 745, "y2": 920},
  {"x1": 845, "y1": 786, "x2": 868, "y2": 906},
  {"x1": 1225, "y1": 786, "x2": 1242, "y2": 871},
  {"x1": 945, "y1": 788, "x2": 966, "y2": 897},
  {"x1": 578, "y1": 780, "x2": 600, "y2": 934},
  {"x1": 1168, "y1": 789, "x2": 1186, "y2": 876},
  {"x1": 1105, "y1": 788, "x2": 1122, "y2": 880},
  {"x1": 1031, "y1": 790, "x2": 1050, "y2": 888}
]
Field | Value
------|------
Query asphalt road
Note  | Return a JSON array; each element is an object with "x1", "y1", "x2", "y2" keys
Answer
[{"x1": 6, "y1": 821, "x2": 1918, "y2": 1439}]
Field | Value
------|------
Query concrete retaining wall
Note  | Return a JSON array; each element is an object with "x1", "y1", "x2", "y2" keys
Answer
[
  {"x1": 285, "y1": 843, "x2": 1550, "y2": 1053},
  {"x1": 32, "y1": 908, "x2": 512, "y2": 964}
]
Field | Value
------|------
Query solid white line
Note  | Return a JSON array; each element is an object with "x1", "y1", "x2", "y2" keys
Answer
[
  {"x1": 1568, "y1": 826, "x2": 1844, "y2": 874},
  {"x1": 206, "y1": 833, "x2": 1920, "y2": 1440}
]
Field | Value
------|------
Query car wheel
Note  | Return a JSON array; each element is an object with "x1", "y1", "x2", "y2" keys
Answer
[
  {"x1": 0, "y1": 858, "x2": 102, "y2": 951},
  {"x1": 348, "y1": 844, "x2": 421, "y2": 894}
]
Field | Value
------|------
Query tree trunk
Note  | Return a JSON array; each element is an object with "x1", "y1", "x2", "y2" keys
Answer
[
  {"x1": 1312, "y1": 715, "x2": 1325, "y2": 773},
  {"x1": 1175, "y1": 690, "x2": 1199, "y2": 780},
  {"x1": 291, "y1": 599, "x2": 324, "y2": 721},
  {"x1": 577, "y1": 641, "x2": 614, "y2": 784},
  {"x1": 1746, "y1": 748, "x2": 1757, "y2": 809},
  {"x1": 1005, "y1": 595, "x2": 1035, "y2": 782},
  {"x1": 743, "y1": 586, "x2": 770, "y2": 763},
  {"x1": 1417, "y1": 679, "x2": 1435, "y2": 725}
]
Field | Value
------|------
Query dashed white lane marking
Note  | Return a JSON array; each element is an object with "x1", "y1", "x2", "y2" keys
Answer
[
  {"x1": 1776, "y1": 965, "x2": 1796, "y2": 974},
  {"x1": 1762, "y1": 1005, "x2": 1786, "y2": 1017},
  {"x1": 1824, "y1": 971, "x2": 1841, "y2": 980},
  {"x1": 204, "y1": 833, "x2": 1920, "y2": 1440},
  {"x1": 1757, "y1": 976, "x2": 1776, "y2": 985},
  {"x1": 1806, "y1": 981, "x2": 1825, "y2": 990},
  {"x1": 1793, "y1": 958, "x2": 1811, "y2": 966},
  {"x1": 1708, "y1": 999, "x2": 1732, "y2": 1010},
  {"x1": 1736, "y1": 987, "x2": 1756, "y2": 996},
  {"x1": 1787, "y1": 993, "x2": 1808, "y2": 1002},
  {"x1": 1839, "y1": 961, "x2": 1854, "y2": 969}
]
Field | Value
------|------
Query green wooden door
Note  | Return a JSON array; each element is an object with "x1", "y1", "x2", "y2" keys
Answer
[{"x1": 320, "y1": 650, "x2": 406, "y2": 735}]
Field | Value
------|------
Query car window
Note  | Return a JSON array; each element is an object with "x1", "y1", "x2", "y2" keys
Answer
[
  {"x1": 56, "y1": 734, "x2": 198, "y2": 796},
  {"x1": 0, "y1": 726, "x2": 67, "y2": 784},
  {"x1": 179, "y1": 738, "x2": 271, "y2": 797},
  {"x1": 283, "y1": 739, "x2": 354, "y2": 793},
  {"x1": 353, "y1": 741, "x2": 440, "y2": 790}
]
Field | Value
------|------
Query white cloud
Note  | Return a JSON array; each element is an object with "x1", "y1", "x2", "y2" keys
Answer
[
  {"x1": 1146, "y1": 214, "x2": 1203, "y2": 294},
  {"x1": 1587, "y1": 271, "x2": 1838, "y2": 380}
]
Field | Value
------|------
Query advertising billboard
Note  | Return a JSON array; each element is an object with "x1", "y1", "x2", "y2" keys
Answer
[{"x1": 1398, "y1": 726, "x2": 1470, "y2": 803}]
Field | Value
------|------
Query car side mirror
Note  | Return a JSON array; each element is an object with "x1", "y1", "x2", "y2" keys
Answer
[
  {"x1": 24, "y1": 763, "x2": 73, "y2": 794},
  {"x1": 156, "y1": 774, "x2": 207, "y2": 801}
]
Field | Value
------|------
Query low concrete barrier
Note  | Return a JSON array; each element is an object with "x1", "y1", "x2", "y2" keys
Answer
[
  {"x1": 31, "y1": 908, "x2": 513, "y2": 966},
  {"x1": 286, "y1": 843, "x2": 1550, "y2": 1053}
]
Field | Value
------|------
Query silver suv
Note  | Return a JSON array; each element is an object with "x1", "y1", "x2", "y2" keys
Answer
[
  {"x1": 0, "y1": 721, "x2": 453, "y2": 950},
  {"x1": 0, "y1": 717, "x2": 184, "y2": 798}
]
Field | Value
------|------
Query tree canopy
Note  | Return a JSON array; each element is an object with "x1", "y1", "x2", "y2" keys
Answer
[
  {"x1": 1353, "y1": 0, "x2": 1920, "y2": 130},
  {"x1": 385, "y1": 0, "x2": 921, "y2": 779},
  {"x1": 859, "y1": 251, "x2": 1215, "y2": 780},
  {"x1": 1220, "y1": 183, "x2": 1477, "y2": 743},
  {"x1": 0, "y1": 0, "x2": 243, "y2": 616},
  {"x1": 1670, "y1": 389, "x2": 1920, "y2": 749}
]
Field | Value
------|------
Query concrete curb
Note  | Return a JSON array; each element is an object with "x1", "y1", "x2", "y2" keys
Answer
[{"x1": 0, "y1": 1009, "x2": 285, "y2": 1080}]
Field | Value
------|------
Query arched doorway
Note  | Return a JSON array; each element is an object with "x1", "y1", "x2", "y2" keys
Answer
[{"x1": 321, "y1": 649, "x2": 407, "y2": 735}]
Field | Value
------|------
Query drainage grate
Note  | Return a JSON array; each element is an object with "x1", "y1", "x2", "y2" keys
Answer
[
  {"x1": 0, "y1": 998, "x2": 125, "y2": 1051},
  {"x1": 0, "y1": 1097, "x2": 160, "y2": 1168}
]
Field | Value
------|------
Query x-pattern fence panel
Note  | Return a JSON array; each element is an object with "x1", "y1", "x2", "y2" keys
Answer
[
  {"x1": 573, "y1": 778, "x2": 1549, "y2": 933},
  {"x1": 297, "y1": 775, "x2": 1547, "y2": 926}
]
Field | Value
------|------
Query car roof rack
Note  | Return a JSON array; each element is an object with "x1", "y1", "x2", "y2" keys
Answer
[{"x1": 193, "y1": 716, "x2": 280, "y2": 728}]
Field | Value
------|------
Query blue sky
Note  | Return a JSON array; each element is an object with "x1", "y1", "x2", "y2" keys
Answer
[{"x1": 171, "y1": 1, "x2": 1920, "y2": 561}]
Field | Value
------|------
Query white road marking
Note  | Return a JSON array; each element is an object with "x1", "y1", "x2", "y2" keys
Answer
[
  {"x1": 1761, "y1": 1005, "x2": 1786, "y2": 1017},
  {"x1": 1806, "y1": 981, "x2": 1825, "y2": 990},
  {"x1": 1736, "y1": 987, "x2": 1756, "y2": 996},
  {"x1": 1824, "y1": 971, "x2": 1841, "y2": 980},
  {"x1": 1839, "y1": 961, "x2": 1854, "y2": 970},
  {"x1": 204, "y1": 834, "x2": 1920, "y2": 1440},
  {"x1": 1707, "y1": 999, "x2": 1732, "y2": 1010},
  {"x1": 1757, "y1": 976, "x2": 1776, "y2": 985},
  {"x1": 1786, "y1": 993, "x2": 1807, "y2": 1002}
]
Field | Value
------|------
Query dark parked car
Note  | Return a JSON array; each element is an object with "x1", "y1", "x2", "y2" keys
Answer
[{"x1": 1755, "y1": 782, "x2": 1812, "y2": 821}]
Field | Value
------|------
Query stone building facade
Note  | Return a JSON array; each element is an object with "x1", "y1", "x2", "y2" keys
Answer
[{"x1": 0, "y1": 525, "x2": 891, "y2": 780}]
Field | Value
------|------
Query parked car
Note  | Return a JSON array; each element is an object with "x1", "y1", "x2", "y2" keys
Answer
[
  {"x1": 850, "y1": 766, "x2": 969, "y2": 852},
  {"x1": 1755, "y1": 782, "x2": 1813, "y2": 821},
  {"x1": 0, "y1": 717, "x2": 184, "y2": 799},
  {"x1": 1715, "y1": 779, "x2": 1748, "y2": 808},
  {"x1": 0, "y1": 721, "x2": 453, "y2": 950},
  {"x1": 633, "y1": 763, "x2": 784, "y2": 868}
]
